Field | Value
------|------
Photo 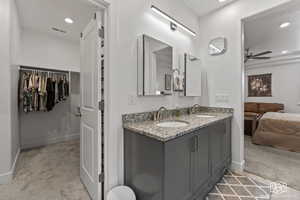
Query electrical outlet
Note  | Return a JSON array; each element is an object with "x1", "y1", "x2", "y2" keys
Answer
[{"x1": 216, "y1": 93, "x2": 229, "y2": 103}]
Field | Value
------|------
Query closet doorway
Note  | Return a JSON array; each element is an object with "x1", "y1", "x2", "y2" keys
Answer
[{"x1": 0, "y1": 0, "x2": 108, "y2": 199}]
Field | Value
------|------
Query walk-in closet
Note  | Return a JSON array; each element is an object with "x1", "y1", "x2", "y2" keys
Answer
[
  {"x1": 19, "y1": 66, "x2": 80, "y2": 149},
  {"x1": 0, "y1": 0, "x2": 106, "y2": 199}
]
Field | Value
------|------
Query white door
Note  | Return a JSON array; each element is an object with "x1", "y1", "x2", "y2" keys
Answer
[{"x1": 80, "y1": 12, "x2": 103, "y2": 200}]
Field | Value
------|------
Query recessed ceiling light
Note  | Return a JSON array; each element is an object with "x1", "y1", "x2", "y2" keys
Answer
[
  {"x1": 282, "y1": 50, "x2": 288, "y2": 54},
  {"x1": 280, "y1": 22, "x2": 291, "y2": 28},
  {"x1": 64, "y1": 18, "x2": 74, "y2": 24},
  {"x1": 219, "y1": 0, "x2": 228, "y2": 2}
]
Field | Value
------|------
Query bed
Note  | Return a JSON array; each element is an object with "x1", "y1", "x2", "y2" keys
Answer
[{"x1": 252, "y1": 112, "x2": 300, "y2": 152}]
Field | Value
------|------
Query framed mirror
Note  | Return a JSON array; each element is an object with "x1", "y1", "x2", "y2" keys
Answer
[
  {"x1": 137, "y1": 35, "x2": 173, "y2": 96},
  {"x1": 209, "y1": 37, "x2": 227, "y2": 55},
  {"x1": 183, "y1": 53, "x2": 202, "y2": 97}
]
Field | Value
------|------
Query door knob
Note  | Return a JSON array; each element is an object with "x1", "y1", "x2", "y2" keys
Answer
[{"x1": 75, "y1": 106, "x2": 82, "y2": 117}]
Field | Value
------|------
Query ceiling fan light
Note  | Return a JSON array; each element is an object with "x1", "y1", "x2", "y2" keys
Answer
[
  {"x1": 280, "y1": 22, "x2": 291, "y2": 28},
  {"x1": 64, "y1": 17, "x2": 74, "y2": 24}
]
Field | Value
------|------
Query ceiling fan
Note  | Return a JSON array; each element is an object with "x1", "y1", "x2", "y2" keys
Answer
[{"x1": 245, "y1": 48, "x2": 272, "y2": 63}]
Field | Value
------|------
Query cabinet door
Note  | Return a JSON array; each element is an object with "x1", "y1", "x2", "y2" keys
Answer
[
  {"x1": 210, "y1": 121, "x2": 226, "y2": 175},
  {"x1": 165, "y1": 134, "x2": 195, "y2": 200},
  {"x1": 224, "y1": 119, "x2": 232, "y2": 163},
  {"x1": 191, "y1": 128, "x2": 210, "y2": 193}
]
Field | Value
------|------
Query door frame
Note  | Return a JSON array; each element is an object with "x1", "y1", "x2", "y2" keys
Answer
[
  {"x1": 82, "y1": 0, "x2": 111, "y2": 199},
  {"x1": 240, "y1": 1, "x2": 294, "y2": 172}
]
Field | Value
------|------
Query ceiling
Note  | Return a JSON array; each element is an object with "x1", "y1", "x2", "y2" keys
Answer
[
  {"x1": 16, "y1": 0, "x2": 99, "y2": 42},
  {"x1": 16, "y1": 0, "x2": 238, "y2": 42},
  {"x1": 183, "y1": 0, "x2": 236, "y2": 17},
  {"x1": 245, "y1": 3, "x2": 300, "y2": 55}
]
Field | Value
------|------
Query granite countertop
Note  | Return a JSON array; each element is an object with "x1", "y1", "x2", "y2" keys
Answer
[{"x1": 123, "y1": 111, "x2": 233, "y2": 142}]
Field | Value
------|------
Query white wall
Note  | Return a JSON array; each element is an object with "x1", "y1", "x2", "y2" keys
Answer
[
  {"x1": 0, "y1": 0, "x2": 22, "y2": 183},
  {"x1": 19, "y1": 28, "x2": 80, "y2": 72},
  {"x1": 245, "y1": 61, "x2": 300, "y2": 113},
  {"x1": 105, "y1": 0, "x2": 202, "y2": 188},
  {"x1": 10, "y1": 0, "x2": 21, "y2": 169},
  {"x1": 197, "y1": 0, "x2": 291, "y2": 171},
  {"x1": 0, "y1": 0, "x2": 13, "y2": 181}
]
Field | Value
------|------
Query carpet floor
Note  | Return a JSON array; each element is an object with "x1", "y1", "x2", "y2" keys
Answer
[
  {"x1": 245, "y1": 135, "x2": 300, "y2": 191},
  {"x1": 0, "y1": 139, "x2": 90, "y2": 200},
  {"x1": 206, "y1": 170, "x2": 300, "y2": 200}
]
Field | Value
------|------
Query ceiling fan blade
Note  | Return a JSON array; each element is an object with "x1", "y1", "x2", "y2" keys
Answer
[
  {"x1": 251, "y1": 57, "x2": 271, "y2": 59},
  {"x1": 253, "y1": 51, "x2": 272, "y2": 57}
]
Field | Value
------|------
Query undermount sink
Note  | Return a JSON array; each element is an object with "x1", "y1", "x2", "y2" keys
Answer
[
  {"x1": 156, "y1": 120, "x2": 189, "y2": 128},
  {"x1": 195, "y1": 114, "x2": 216, "y2": 118}
]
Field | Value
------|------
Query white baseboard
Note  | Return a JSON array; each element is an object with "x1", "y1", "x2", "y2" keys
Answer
[
  {"x1": 0, "y1": 148, "x2": 20, "y2": 184},
  {"x1": 21, "y1": 133, "x2": 80, "y2": 150},
  {"x1": 230, "y1": 160, "x2": 245, "y2": 173}
]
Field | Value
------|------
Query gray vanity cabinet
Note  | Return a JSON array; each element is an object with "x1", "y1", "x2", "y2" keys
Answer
[
  {"x1": 164, "y1": 131, "x2": 195, "y2": 200},
  {"x1": 210, "y1": 121, "x2": 226, "y2": 175},
  {"x1": 124, "y1": 118, "x2": 231, "y2": 200},
  {"x1": 191, "y1": 128, "x2": 210, "y2": 197}
]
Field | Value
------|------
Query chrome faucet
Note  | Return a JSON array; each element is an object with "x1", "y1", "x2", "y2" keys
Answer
[
  {"x1": 190, "y1": 104, "x2": 201, "y2": 114},
  {"x1": 155, "y1": 106, "x2": 167, "y2": 121}
]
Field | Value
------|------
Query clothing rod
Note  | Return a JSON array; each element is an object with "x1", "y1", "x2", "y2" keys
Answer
[{"x1": 19, "y1": 66, "x2": 69, "y2": 73}]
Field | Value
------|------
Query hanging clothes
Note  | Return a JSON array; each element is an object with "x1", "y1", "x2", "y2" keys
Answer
[
  {"x1": 54, "y1": 75, "x2": 59, "y2": 104},
  {"x1": 19, "y1": 68, "x2": 69, "y2": 113},
  {"x1": 46, "y1": 77, "x2": 55, "y2": 111},
  {"x1": 58, "y1": 78, "x2": 64, "y2": 101},
  {"x1": 20, "y1": 72, "x2": 33, "y2": 113},
  {"x1": 64, "y1": 80, "x2": 69, "y2": 97},
  {"x1": 38, "y1": 73, "x2": 47, "y2": 111}
]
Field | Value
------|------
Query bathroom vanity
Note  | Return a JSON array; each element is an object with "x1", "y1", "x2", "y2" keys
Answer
[{"x1": 123, "y1": 107, "x2": 232, "y2": 200}]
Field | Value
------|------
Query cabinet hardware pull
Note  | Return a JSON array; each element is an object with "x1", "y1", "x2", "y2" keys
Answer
[
  {"x1": 191, "y1": 136, "x2": 198, "y2": 152},
  {"x1": 195, "y1": 136, "x2": 198, "y2": 152}
]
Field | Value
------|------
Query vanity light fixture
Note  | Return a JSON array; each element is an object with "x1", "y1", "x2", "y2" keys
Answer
[
  {"x1": 64, "y1": 17, "x2": 74, "y2": 24},
  {"x1": 280, "y1": 22, "x2": 291, "y2": 28},
  {"x1": 151, "y1": 5, "x2": 196, "y2": 37}
]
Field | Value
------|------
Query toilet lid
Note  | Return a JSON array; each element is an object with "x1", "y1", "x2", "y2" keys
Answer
[{"x1": 107, "y1": 186, "x2": 136, "y2": 200}]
